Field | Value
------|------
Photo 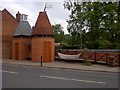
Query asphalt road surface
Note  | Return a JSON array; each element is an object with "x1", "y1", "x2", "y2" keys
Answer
[{"x1": 2, "y1": 63, "x2": 119, "y2": 88}]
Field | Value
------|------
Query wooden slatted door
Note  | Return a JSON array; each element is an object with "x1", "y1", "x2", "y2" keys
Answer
[
  {"x1": 15, "y1": 43, "x2": 19, "y2": 60},
  {"x1": 44, "y1": 41, "x2": 51, "y2": 62}
]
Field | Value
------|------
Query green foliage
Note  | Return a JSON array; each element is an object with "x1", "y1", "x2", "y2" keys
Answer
[
  {"x1": 64, "y1": 1, "x2": 120, "y2": 49},
  {"x1": 52, "y1": 24, "x2": 64, "y2": 43},
  {"x1": 92, "y1": 40, "x2": 111, "y2": 49},
  {"x1": 62, "y1": 34, "x2": 81, "y2": 49},
  {"x1": 83, "y1": 61, "x2": 92, "y2": 66}
]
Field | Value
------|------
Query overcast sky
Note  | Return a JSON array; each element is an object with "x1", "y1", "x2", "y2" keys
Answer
[{"x1": 0, "y1": 0, "x2": 70, "y2": 34}]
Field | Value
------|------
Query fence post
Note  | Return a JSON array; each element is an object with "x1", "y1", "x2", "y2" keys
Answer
[
  {"x1": 41, "y1": 56, "x2": 42, "y2": 66},
  {"x1": 106, "y1": 53, "x2": 109, "y2": 64},
  {"x1": 109, "y1": 56, "x2": 115, "y2": 67},
  {"x1": 119, "y1": 54, "x2": 120, "y2": 66},
  {"x1": 94, "y1": 52, "x2": 97, "y2": 63}
]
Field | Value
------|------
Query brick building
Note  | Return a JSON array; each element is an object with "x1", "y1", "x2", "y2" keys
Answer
[
  {"x1": 12, "y1": 11, "x2": 54, "y2": 62},
  {"x1": 32, "y1": 12, "x2": 54, "y2": 62},
  {"x1": 12, "y1": 14, "x2": 32, "y2": 60},
  {"x1": 1, "y1": 9, "x2": 19, "y2": 59},
  {"x1": 1, "y1": 9, "x2": 55, "y2": 62}
]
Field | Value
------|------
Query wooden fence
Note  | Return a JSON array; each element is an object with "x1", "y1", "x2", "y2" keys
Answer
[{"x1": 55, "y1": 49, "x2": 120, "y2": 66}]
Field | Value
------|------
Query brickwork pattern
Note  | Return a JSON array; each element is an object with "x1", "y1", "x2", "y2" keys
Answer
[
  {"x1": 2, "y1": 9, "x2": 18, "y2": 59},
  {"x1": 32, "y1": 37, "x2": 54, "y2": 62},
  {"x1": 12, "y1": 37, "x2": 31, "y2": 60}
]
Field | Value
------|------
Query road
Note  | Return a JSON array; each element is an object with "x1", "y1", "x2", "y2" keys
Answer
[{"x1": 2, "y1": 63, "x2": 119, "y2": 88}]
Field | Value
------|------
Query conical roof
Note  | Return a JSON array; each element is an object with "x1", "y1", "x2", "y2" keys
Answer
[
  {"x1": 13, "y1": 21, "x2": 32, "y2": 36},
  {"x1": 32, "y1": 12, "x2": 54, "y2": 36}
]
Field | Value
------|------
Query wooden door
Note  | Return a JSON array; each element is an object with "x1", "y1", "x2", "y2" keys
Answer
[
  {"x1": 15, "y1": 43, "x2": 19, "y2": 60},
  {"x1": 44, "y1": 41, "x2": 51, "y2": 62}
]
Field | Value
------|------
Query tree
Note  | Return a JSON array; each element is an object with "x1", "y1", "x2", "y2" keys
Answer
[
  {"x1": 52, "y1": 24, "x2": 64, "y2": 43},
  {"x1": 64, "y1": 1, "x2": 84, "y2": 49},
  {"x1": 64, "y1": 1, "x2": 120, "y2": 49}
]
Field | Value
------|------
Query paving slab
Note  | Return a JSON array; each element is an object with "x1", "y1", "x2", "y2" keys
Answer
[{"x1": 2, "y1": 59, "x2": 119, "y2": 73}]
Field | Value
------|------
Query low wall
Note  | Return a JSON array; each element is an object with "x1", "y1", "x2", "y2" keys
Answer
[{"x1": 55, "y1": 49, "x2": 120, "y2": 66}]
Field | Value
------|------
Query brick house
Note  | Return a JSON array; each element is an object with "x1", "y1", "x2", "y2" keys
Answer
[
  {"x1": 32, "y1": 11, "x2": 54, "y2": 62},
  {"x1": 12, "y1": 11, "x2": 55, "y2": 62},
  {"x1": 1, "y1": 9, "x2": 19, "y2": 59},
  {"x1": 1, "y1": 9, "x2": 55, "y2": 62},
  {"x1": 12, "y1": 14, "x2": 32, "y2": 60}
]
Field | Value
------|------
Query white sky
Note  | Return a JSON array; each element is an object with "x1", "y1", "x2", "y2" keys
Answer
[{"x1": 0, "y1": 0, "x2": 70, "y2": 34}]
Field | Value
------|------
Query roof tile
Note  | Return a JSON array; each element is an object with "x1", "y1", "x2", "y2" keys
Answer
[
  {"x1": 13, "y1": 21, "x2": 32, "y2": 36},
  {"x1": 32, "y1": 12, "x2": 54, "y2": 36}
]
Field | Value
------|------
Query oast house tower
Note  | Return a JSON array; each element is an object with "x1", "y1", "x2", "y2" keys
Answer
[
  {"x1": 12, "y1": 14, "x2": 32, "y2": 60},
  {"x1": 32, "y1": 11, "x2": 54, "y2": 62}
]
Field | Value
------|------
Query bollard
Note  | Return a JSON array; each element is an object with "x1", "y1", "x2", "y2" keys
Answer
[
  {"x1": 41, "y1": 56, "x2": 42, "y2": 66},
  {"x1": 109, "y1": 56, "x2": 115, "y2": 67}
]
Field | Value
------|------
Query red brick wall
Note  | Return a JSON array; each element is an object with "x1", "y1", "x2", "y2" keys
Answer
[
  {"x1": 2, "y1": 9, "x2": 18, "y2": 59},
  {"x1": 12, "y1": 37, "x2": 31, "y2": 60},
  {"x1": 32, "y1": 37, "x2": 54, "y2": 62}
]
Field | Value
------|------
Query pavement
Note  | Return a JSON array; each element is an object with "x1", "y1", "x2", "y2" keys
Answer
[{"x1": 2, "y1": 59, "x2": 119, "y2": 73}]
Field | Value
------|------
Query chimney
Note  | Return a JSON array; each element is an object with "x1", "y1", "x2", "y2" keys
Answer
[
  {"x1": 16, "y1": 11, "x2": 21, "y2": 22},
  {"x1": 20, "y1": 14, "x2": 28, "y2": 21}
]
